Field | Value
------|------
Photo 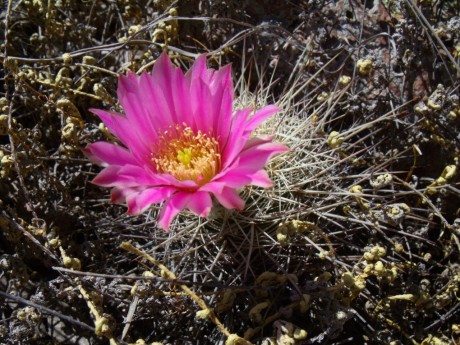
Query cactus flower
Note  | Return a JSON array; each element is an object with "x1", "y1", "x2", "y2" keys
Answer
[{"x1": 84, "y1": 53, "x2": 288, "y2": 230}]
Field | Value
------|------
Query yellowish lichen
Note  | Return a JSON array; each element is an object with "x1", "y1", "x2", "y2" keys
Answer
[
  {"x1": 339, "y1": 75, "x2": 351, "y2": 86},
  {"x1": 356, "y1": 58, "x2": 372, "y2": 75},
  {"x1": 327, "y1": 131, "x2": 345, "y2": 148}
]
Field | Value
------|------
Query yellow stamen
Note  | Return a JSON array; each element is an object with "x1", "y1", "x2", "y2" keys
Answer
[
  {"x1": 177, "y1": 148, "x2": 192, "y2": 167},
  {"x1": 151, "y1": 125, "x2": 220, "y2": 185}
]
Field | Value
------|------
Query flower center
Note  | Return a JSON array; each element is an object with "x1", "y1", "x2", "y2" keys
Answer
[{"x1": 151, "y1": 125, "x2": 221, "y2": 185}]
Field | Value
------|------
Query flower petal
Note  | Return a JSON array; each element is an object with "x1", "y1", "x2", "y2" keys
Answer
[
  {"x1": 186, "y1": 191, "x2": 213, "y2": 217},
  {"x1": 168, "y1": 60, "x2": 194, "y2": 129},
  {"x1": 190, "y1": 77, "x2": 214, "y2": 134},
  {"x1": 90, "y1": 109, "x2": 130, "y2": 146},
  {"x1": 244, "y1": 105, "x2": 281, "y2": 134},
  {"x1": 118, "y1": 72, "x2": 158, "y2": 140},
  {"x1": 221, "y1": 106, "x2": 282, "y2": 169},
  {"x1": 221, "y1": 108, "x2": 252, "y2": 168},
  {"x1": 91, "y1": 108, "x2": 150, "y2": 162},
  {"x1": 209, "y1": 63, "x2": 232, "y2": 92},
  {"x1": 186, "y1": 54, "x2": 212, "y2": 84},
  {"x1": 92, "y1": 164, "x2": 162, "y2": 187},
  {"x1": 236, "y1": 138, "x2": 289, "y2": 171},
  {"x1": 83, "y1": 142, "x2": 137, "y2": 167},
  {"x1": 212, "y1": 186, "x2": 245, "y2": 210},
  {"x1": 214, "y1": 169, "x2": 273, "y2": 189},
  {"x1": 157, "y1": 192, "x2": 191, "y2": 230},
  {"x1": 214, "y1": 88, "x2": 233, "y2": 143},
  {"x1": 137, "y1": 73, "x2": 173, "y2": 130},
  {"x1": 186, "y1": 55, "x2": 233, "y2": 135},
  {"x1": 145, "y1": 53, "x2": 196, "y2": 130},
  {"x1": 213, "y1": 136, "x2": 287, "y2": 189},
  {"x1": 127, "y1": 186, "x2": 177, "y2": 215},
  {"x1": 110, "y1": 186, "x2": 141, "y2": 204},
  {"x1": 150, "y1": 53, "x2": 181, "y2": 125},
  {"x1": 209, "y1": 64, "x2": 233, "y2": 140},
  {"x1": 92, "y1": 165, "x2": 122, "y2": 187}
]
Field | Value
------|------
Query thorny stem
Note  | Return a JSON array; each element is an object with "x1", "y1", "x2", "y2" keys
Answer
[
  {"x1": 120, "y1": 241, "x2": 235, "y2": 339},
  {"x1": 1, "y1": 211, "x2": 59, "y2": 262},
  {"x1": 33, "y1": 78, "x2": 103, "y2": 100},
  {"x1": 74, "y1": 283, "x2": 118, "y2": 345},
  {"x1": 0, "y1": 290, "x2": 95, "y2": 332},
  {"x1": 58, "y1": 246, "x2": 119, "y2": 345},
  {"x1": 3, "y1": 0, "x2": 38, "y2": 221}
]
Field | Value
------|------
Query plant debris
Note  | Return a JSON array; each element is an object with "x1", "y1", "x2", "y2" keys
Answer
[{"x1": 1, "y1": 1, "x2": 459, "y2": 344}]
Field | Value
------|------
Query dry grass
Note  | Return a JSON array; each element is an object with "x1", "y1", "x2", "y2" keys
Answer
[{"x1": 1, "y1": 1, "x2": 459, "y2": 344}]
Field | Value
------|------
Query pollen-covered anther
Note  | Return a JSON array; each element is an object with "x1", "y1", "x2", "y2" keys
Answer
[{"x1": 151, "y1": 125, "x2": 221, "y2": 184}]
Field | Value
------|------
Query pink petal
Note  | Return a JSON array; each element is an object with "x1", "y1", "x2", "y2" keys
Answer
[
  {"x1": 92, "y1": 164, "x2": 161, "y2": 187},
  {"x1": 241, "y1": 135, "x2": 273, "y2": 149},
  {"x1": 127, "y1": 186, "x2": 177, "y2": 215},
  {"x1": 247, "y1": 170, "x2": 273, "y2": 188},
  {"x1": 214, "y1": 169, "x2": 273, "y2": 189},
  {"x1": 150, "y1": 172, "x2": 200, "y2": 190},
  {"x1": 209, "y1": 63, "x2": 232, "y2": 92},
  {"x1": 221, "y1": 108, "x2": 252, "y2": 168},
  {"x1": 190, "y1": 77, "x2": 214, "y2": 133},
  {"x1": 186, "y1": 54, "x2": 211, "y2": 84},
  {"x1": 169, "y1": 62, "x2": 194, "y2": 129},
  {"x1": 157, "y1": 192, "x2": 191, "y2": 230},
  {"x1": 186, "y1": 191, "x2": 212, "y2": 217},
  {"x1": 91, "y1": 108, "x2": 150, "y2": 163},
  {"x1": 239, "y1": 144, "x2": 288, "y2": 170},
  {"x1": 157, "y1": 189, "x2": 213, "y2": 230},
  {"x1": 118, "y1": 73, "x2": 158, "y2": 140},
  {"x1": 90, "y1": 109, "x2": 130, "y2": 146},
  {"x1": 212, "y1": 186, "x2": 245, "y2": 210},
  {"x1": 92, "y1": 165, "x2": 122, "y2": 187},
  {"x1": 138, "y1": 73, "x2": 173, "y2": 131},
  {"x1": 209, "y1": 64, "x2": 233, "y2": 140},
  {"x1": 199, "y1": 181, "x2": 225, "y2": 194},
  {"x1": 117, "y1": 71, "x2": 138, "y2": 95},
  {"x1": 92, "y1": 162, "x2": 202, "y2": 192},
  {"x1": 110, "y1": 186, "x2": 141, "y2": 204},
  {"x1": 214, "y1": 136, "x2": 287, "y2": 188},
  {"x1": 214, "y1": 89, "x2": 233, "y2": 143},
  {"x1": 221, "y1": 106, "x2": 282, "y2": 169},
  {"x1": 83, "y1": 142, "x2": 137, "y2": 167},
  {"x1": 186, "y1": 55, "x2": 233, "y2": 134},
  {"x1": 244, "y1": 105, "x2": 281, "y2": 134},
  {"x1": 150, "y1": 53, "x2": 180, "y2": 125}
]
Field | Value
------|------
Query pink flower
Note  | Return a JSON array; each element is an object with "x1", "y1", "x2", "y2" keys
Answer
[{"x1": 84, "y1": 53, "x2": 288, "y2": 230}]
